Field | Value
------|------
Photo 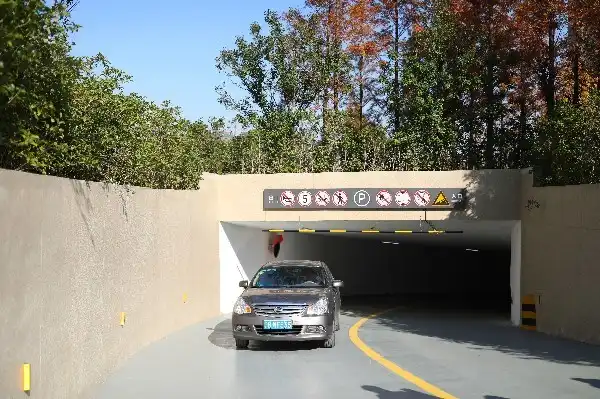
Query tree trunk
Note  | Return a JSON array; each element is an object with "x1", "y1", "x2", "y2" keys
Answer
[
  {"x1": 546, "y1": 13, "x2": 557, "y2": 116},
  {"x1": 323, "y1": 1, "x2": 332, "y2": 133},
  {"x1": 332, "y1": 0, "x2": 342, "y2": 111},
  {"x1": 569, "y1": 22, "x2": 580, "y2": 105},
  {"x1": 358, "y1": 55, "x2": 364, "y2": 132},
  {"x1": 393, "y1": 1, "x2": 400, "y2": 134},
  {"x1": 467, "y1": 90, "x2": 476, "y2": 169},
  {"x1": 518, "y1": 79, "x2": 527, "y2": 168},
  {"x1": 484, "y1": 2, "x2": 495, "y2": 169}
]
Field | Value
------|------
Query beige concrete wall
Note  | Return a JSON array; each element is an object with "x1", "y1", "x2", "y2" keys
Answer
[
  {"x1": 4, "y1": 164, "x2": 597, "y2": 397},
  {"x1": 0, "y1": 169, "x2": 220, "y2": 398},
  {"x1": 520, "y1": 173, "x2": 600, "y2": 344},
  {"x1": 215, "y1": 169, "x2": 523, "y2": 222}
]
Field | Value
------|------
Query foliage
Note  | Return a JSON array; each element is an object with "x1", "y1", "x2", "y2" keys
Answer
[
  {"x1": 0, "y1": 0, "x2": 78, "y2": 173},
  {"x1": 536, "y1": 91, "x2": 600, "y2": 186},
  {"x1": 0, "y1": 1, "x2": 221, "y2": 189},
  {"x1": 1, "y1": 0, "x2": 600, "y2": 188}
]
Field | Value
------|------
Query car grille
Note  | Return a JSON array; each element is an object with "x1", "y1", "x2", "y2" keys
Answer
[
  {"x1": 254, "y1": 325, "x2": 303, "y2": 335},
  {"x1": 253, "y1": 304, "x2": 307, "y2": 316}
]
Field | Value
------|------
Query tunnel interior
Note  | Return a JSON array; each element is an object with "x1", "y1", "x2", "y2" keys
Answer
[{"x1": 219, "y1": 220, "x2": 516, "y2": 321}]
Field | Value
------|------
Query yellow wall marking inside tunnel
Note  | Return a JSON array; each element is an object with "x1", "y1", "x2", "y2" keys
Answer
[{"x1": 349, "y1": 308, "x2": 459, "y2": 399}]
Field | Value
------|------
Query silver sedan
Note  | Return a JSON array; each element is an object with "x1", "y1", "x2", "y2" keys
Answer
[{"x1": 231, "y1": 260, "x2": 343, "y2": 349}]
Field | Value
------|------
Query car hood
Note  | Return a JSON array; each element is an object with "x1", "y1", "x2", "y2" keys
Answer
[{"x1": 242, "y1": 288, "x2": 326, "y2": 305}]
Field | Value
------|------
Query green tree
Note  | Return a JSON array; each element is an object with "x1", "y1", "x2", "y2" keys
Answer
[{"x1": 0, "y1": 0, "x2": 79, "y2": 173}]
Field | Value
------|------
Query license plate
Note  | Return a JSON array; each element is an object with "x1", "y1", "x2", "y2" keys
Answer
[{"x1": 263, "y1": 319, "x2": 293, "y2": 330}]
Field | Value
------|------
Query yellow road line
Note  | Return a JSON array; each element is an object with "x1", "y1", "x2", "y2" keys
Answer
[{"x1": 348, "y1": 308, "x2": 459, "y2": 399}]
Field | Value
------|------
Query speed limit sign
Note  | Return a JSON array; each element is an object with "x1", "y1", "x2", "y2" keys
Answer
[{"x1": 297, "y1": 190, "x2": 312, "y2": 207}]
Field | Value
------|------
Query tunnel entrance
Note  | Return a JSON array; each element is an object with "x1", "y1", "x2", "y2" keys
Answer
[{"x1": 219, "y1": 220, "x2": 518, "y2": 324}]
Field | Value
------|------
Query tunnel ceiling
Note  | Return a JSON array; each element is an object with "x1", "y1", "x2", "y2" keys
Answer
[{"x1": 226, "y1": 220, "x2": 515, "y2": 250}]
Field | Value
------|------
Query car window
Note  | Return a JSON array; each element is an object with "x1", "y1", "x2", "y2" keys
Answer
[{"x1": 251, "y1": 266, "x2": 328, "y2": 288}]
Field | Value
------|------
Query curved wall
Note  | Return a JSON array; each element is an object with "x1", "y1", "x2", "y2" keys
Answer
[{"x1": 0, "y1": 169, "x2": 220, "y2": 398}]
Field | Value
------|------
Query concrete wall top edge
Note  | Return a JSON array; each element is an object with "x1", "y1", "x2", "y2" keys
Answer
[
  {"x1": 215, "y1": 168, "x2": 525, "y2": 176},
  {"x1": 212, "y1": 168, "x2": 524, "y2": 183},
  {"x1": 0, "y1": 167, "x2": 205, "y2": 194}
]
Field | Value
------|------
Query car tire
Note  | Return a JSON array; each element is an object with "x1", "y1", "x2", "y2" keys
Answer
[
  {"x1": 235, "y1": 339, "x2": 249, "y2": 349},
  {"x1": 322, "y1": 332, "x2": 335, "y2": 348}
]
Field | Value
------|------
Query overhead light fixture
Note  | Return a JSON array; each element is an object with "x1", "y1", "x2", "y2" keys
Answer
[
  {"x1": 465, "y1": 248, "x2": 479, "y2": 252},
  {"x1": 382, "y1": 241, "x2": 399, "y2": 245}
]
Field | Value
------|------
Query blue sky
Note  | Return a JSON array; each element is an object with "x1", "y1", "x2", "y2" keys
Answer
[{"x1": 69, "y1": 0, "x2": 304, "y2": 123}]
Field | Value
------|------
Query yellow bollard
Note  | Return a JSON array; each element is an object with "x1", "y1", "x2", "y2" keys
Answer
[
  {"x1": 521, "y1": 295, "x2": 536, "y2": 331},
  {"x1": 22, "y1": 363, "x2": 31, "y2": 392}
]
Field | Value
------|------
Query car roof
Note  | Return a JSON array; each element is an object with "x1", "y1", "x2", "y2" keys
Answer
[{"x1": 262, "y1": 259, "x2": 324, "y2": 268}]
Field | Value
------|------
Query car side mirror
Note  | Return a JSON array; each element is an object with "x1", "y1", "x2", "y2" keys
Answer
[
  {"x1": 333, "y1": 280, "x2": 344, "y2": 288},
  {"x1": 239, "y1": 280, "x2": 249, "y2": 288}
]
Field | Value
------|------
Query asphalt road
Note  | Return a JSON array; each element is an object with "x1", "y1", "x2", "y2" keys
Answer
[{"x1": 94, "y1": 305, "x2": 600, "y2": 399}]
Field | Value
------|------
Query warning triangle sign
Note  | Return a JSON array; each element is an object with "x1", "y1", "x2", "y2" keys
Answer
[{"x1": 432, "y1": 191, "x2": 450, "y2": 206}]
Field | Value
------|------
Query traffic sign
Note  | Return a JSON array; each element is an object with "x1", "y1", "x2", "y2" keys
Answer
[
  {"x1": 413, "y1": 190, "x2": 431, "y2": 207},
  {"x1": 376, "y1": 190, "x2": 392, "y2": 207},
  {"x1": 354, "y1": 190, "x2": 371, "y2": 207},
  {"x1": 395, "y1": 190, "x2": 411, "y2": 207},
  {"x1": 432, "y1": 191, "x2": 450, "y2": 206},
  {"x1": 315, "y1": 191, "x2": 330, "y2": 206},
  {"x1": 297, "y1": 190, "x2": 312, "y2": 207},
  {"x1": 280, "y1": 190, "x2": 295, "y2": 207},
  {"x1": 263, "y1": 188, "x2": 465, "y2": 210},
  {"x1": 332, "y1": 190, "x2": 348, "y2": 207}
]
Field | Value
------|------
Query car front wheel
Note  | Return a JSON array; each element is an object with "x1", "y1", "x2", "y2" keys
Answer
[
  {"x1": 235, "y1": 339, "x2": 249, "y2": 349},
  {"x1": 322, "y1": 332, "x2": 335, "y2": 348}
]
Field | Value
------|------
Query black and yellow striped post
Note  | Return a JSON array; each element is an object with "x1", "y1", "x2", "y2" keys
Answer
[
  {"x1": 263, "y1": 229, "x2": 463, "y2": 234},
  {"x1": 521, "y1": 294, "x2": 537, "y2": 331}
]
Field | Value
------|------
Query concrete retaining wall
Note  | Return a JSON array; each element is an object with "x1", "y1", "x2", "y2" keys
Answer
[
  {"x1": 0, "y1": 169, "x2": 221, "y2": 398},
  {"x1": 520, "y1": 174, "x2": 600, "y2": 344},
  {"x1": 2, "y1": 165, "x2": 600, "y2": 398}
]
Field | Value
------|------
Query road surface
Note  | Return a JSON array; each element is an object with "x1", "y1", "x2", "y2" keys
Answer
[{"x1": 94, "y1": 304, "x2": 600, "y2": 399}]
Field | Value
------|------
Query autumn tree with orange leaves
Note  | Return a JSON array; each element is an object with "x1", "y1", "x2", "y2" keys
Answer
[
  {"x1": 346, "y1": 0, "x2": 385, "y2": 130},
  {"x1": 7, "y1": 0, "x2": 598, "y2": 185},
  {"x1": 216, "y1": 0, "x2": 600, "y2": 182}
]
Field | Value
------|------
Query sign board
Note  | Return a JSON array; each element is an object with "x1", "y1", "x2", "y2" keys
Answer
[{"x1": 263, "y1": 188, "x2": 466, "y2": 210}]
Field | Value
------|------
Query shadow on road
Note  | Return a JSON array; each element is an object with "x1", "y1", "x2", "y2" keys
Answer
[
  {"x1": 207, "y1": 318, "x2": 320, "y2": 351},
  {"x1": 362, "y1": 385, "x2": 437, "y2": 398},
  {"x1": 341, "y1": 295, "x2": 600, "y2": 367},
  {"x1": 572, "y1": 378, "x2": 600, "y2": 390}
]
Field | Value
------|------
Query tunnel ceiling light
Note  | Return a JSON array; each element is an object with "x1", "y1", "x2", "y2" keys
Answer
[
  {"x1": 381, "y1": 241, "x2": 400, "y2": 245},
  {"x1": 465, "y1": 248, "x2": 479, "y2": 252}
]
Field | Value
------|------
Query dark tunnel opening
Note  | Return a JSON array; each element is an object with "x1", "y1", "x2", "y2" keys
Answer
[
  {"x1": 278, "y1": 232, "x2": 512, "y2": 318},
  {"x1": 340, "y1": 244, "x2": 512, "y2": 316}
]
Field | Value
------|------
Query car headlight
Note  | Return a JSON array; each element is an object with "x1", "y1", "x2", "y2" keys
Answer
[
  {"x1": 233, "y1": 297, "x2": 252, "y2": 315},
  {"x1": 306, "y1": 297, "x2": 329, "y2": 316}
]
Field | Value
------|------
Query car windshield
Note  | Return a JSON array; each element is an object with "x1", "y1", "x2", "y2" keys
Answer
[{"x1": 251, "y1": 266, "x2": 327, "y2": 288}]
